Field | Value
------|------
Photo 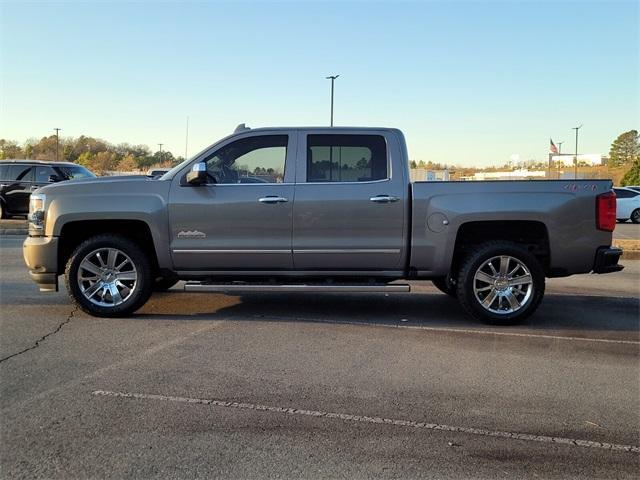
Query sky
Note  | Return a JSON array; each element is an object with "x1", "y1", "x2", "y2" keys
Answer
[{"x1": 1, "y1": 0, "x2": 638, "y2": 167}]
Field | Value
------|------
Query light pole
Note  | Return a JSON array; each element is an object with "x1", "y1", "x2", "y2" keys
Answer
[
  {"x1": 573, "y1": 125, "x2": 582, "y2": 179},
  {"x1": 54, "y1": 128, "x2": 61, "y2": 161},
  {"x1": 326, "y1": 75, "x2": 339, "y2": 126},
  {"x1": 158, "y1": 143, "x2": 163, "y2": 164},
  {"x1": 556, "y1": 141, "x2": 564, "y2": 179},
  {"x1": 185, "y1": 116, "x2": 189, "y2": 160}
]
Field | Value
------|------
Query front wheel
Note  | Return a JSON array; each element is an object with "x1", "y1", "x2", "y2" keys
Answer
[
  {"x1": 65, "y1": 234, "x2": 153, "y2": 317},
  {"x1": 456, "y1": 241, "x2": 545, "y2": 325},
  {"x1": 631, "y1": 209, "x2": 640, "y2": 224}
]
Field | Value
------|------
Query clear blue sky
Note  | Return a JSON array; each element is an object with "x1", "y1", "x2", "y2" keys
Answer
[{"x1": 1, "y1": 0, "x2": 638, "y2": 166}]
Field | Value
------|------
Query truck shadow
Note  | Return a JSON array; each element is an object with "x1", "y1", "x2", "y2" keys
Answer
[{"x1": 138, "y1": 290, "x2": 640, "y2": 334}]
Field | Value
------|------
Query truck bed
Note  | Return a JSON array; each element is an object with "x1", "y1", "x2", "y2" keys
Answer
[{"x1": 409, "y1": 179, "x2": 615, "y2": 277}]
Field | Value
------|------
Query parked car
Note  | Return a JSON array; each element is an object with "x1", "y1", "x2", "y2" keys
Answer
[
  {"x1": 624, "y1": 185, "x2": 640, "y2": 193},
  {"x1": 146, "y1": 168, "x2": 170, "y2": 178},
  {"x1": 613, "y1": 187, "x2": 640, "y2": 223},
  {"x1": 0, "y1": 160, "x2": 95, "y2": 218},
  {"x1": 23, "y1": 125, "x2": 623, "y2": 324}
]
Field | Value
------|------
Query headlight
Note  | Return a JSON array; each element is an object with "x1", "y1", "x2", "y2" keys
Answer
[{"x1": 29, "y1": 193, "x2": 46, "y2": 234}]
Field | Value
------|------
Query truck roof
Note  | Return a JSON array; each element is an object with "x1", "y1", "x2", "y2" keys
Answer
[{"x1": 232, "y1": 124, "x2": 400, "y2": 134}]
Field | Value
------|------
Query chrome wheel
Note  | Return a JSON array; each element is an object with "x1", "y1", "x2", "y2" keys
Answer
[
  {"x1": 472, "y1": 255, "x2": 533, "y2": 315},
  {"x1": 77, "y1": 247, "x2": 138, "y2": 307}
]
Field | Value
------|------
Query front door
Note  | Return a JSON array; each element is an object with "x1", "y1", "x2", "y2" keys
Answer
[
  {"x1": 292, "y1": 131, "x2": 407, "y2": 271},
  {"x1": 168, "y1": 132, "x2": 296, "y2": 271}
]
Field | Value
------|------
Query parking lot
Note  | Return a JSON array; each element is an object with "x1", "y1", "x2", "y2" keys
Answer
[{"x1": 1, "y1": 235, "x2": 639, "y2": 478}]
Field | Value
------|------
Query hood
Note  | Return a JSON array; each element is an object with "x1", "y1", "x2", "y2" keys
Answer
[{"x1": 37, "y1": 174, "x2": 165, "y2": 196}]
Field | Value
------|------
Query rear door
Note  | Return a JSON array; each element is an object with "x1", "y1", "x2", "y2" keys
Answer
[
  {"x1": 292, "y1": 130, "x2": 407, "y2": 271},
  {"x1": 3, "y1": 164, "x2": 35, "y2": 214}
]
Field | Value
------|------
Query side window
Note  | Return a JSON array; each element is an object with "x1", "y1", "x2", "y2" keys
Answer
[
  {"x1": 8, "y1": 165, "x2": 34, "y2": 182},
  {"x1": 204, "y1": 135, "x2": 288, "y2": 184},
  {"x1": 35, "y1": 166, "x2": 56, "y2": 183},
  {"x1": 0, "y1": 165, "x2": 9, "y2": 181},
  {"x1": 615, "y1": 189, "x2": 635, "y2": 199},
  {"x1": 307, "y1": 134, "x2": 387, "y2": 182}
]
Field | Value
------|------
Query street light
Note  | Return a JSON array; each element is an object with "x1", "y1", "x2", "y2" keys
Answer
[
  {"x1": 556, "y1": 141, "x2": 564, "y2": 179},
  {"x1": 54, "y1": 128, "x2": 61, "y2": 161},
  {"x1": 326, "y1": 75, "x2": 339, "y2": 126},
  {"x1": 158, "y1": 143, "x2": 163, "y2": 164},
  {"x1": 573, "y1": 125, "x2": 582, "y2": 179}
]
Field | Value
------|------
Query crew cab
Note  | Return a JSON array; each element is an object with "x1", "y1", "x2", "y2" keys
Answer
[{"x1": 23, "y1": 126, "x2": 623, "y2": 324}]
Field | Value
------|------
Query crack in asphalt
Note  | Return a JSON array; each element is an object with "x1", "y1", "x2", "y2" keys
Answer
[{"x1": 0, "y1": 307, "x2": 77, "y2": 364}]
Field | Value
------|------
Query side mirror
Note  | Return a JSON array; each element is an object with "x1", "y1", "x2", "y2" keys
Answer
[
  {"x1": 48, "y1": 174, "x2": 61, "y2": 183},
  {"x1": 186, "y1": 162, "x2": 208, "y2": 186}
]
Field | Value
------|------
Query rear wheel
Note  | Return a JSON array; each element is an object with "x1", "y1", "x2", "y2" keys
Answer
[
  {"x1": 631, "y1": 209, "x2": 640, "y2": 224},
  {"x1": 456, "y1": 241, "x2": 545, "y2": 325},
  {"x1": 65, "y1": 234, "x2": 153, "y2": 317}
]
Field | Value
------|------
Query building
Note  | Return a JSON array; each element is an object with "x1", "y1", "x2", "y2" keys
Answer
[{"x1": 551, "y1": 153, "x2": 603, "y2": 167}]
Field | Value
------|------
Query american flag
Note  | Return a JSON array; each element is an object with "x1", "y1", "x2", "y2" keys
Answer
[{"x1": 549, "y1": 138, "x2": 558, "y2": 154}]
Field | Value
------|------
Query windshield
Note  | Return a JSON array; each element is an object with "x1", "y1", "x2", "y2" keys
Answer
[{"x1": 55, "y1": 165, "x2": 96, "y2": 180}]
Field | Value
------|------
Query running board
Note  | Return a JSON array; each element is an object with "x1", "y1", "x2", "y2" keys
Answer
[{"x1": 184, "y1": 282, "x2": 411, "y2": 293}]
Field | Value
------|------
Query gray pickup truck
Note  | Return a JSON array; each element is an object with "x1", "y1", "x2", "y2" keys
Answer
[{"x1": 23, "y1": 125, "x2": 623, "y2": 324}]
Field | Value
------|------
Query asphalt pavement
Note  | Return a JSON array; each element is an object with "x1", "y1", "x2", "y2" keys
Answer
[
  {"x1": 1, "y1": 235, "x2": 639, "y2": 479},
  {"x1": 615, "y1": 222, "x2": 640, "y2": 240}
]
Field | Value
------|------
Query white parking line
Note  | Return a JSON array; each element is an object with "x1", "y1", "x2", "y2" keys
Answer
[
  {"x1": 92, "y1": 390, "x2": 639, "y2": 454},
  {"x1": 250, "y1": 315, "x2": 640, "y2": 345}
]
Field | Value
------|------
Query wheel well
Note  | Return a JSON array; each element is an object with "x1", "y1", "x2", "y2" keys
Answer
[
  {"x1": 58, "y1": 220, "x2": 159, "y2": 274},
  {"x1": 452, "y1": 221, "x2": 550, "y2": 274}
]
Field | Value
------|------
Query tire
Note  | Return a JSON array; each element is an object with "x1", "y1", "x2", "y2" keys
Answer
[
  {"x1": 631, "y1": 209, "x2": 640, "y2": 224},
  {"x1": 432, "y1": 276, "x2": 457, "y2": 298},
  {"x1": 154, "y1": 276, "x2": 179, "y2": 292},
  {"x1": 456, "y1": 241, "x2": 545, "y2": 325},
  {"x1": 65, "y1": 234, "x2": 153, "y2": 317},
  {"x1": 0, "y1": 201, "x2": 4, "y2": 219}
]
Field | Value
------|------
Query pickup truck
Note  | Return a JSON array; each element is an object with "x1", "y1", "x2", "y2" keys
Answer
[{"x1": 23, "y1": 125, "x2": 623, "y2": 324}]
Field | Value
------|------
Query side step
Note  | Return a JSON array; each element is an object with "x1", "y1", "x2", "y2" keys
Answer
[{"x1": 184, "y1": 282, "x2": 410, "y2": 293}]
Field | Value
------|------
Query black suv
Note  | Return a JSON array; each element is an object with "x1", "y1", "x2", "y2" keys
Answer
[{"x1": 0, "y1": 160, "x2": 95, "y2": 218}]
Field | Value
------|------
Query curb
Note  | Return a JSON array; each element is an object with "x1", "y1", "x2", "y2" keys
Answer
[{"x1": 0, "y1": 229, "x2": 28, "y2": 236}]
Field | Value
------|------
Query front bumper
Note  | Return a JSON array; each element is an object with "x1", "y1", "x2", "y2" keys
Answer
[
  {"x1": 23, "y1": 235, "x2": 59, "y2": 292},
  {"x1": 593, "y1": 246, "x2": 624, "y2": 274}
]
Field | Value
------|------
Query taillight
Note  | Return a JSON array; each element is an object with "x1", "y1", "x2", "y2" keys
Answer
[{"x1": 596, "y1": 191, "x2": 616, "y2": 232}]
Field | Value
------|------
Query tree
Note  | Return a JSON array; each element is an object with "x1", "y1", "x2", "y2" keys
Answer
[
  {"x1": 609, "y1": 130, "x2": 639, "y2": 167},
  {"x1": 621, "y1": 159, "x2": 640, "y2": 186},
  {"x1": 0, "y1": 139, "x2": 23, "y2": 159},
  {"x1": 89, "y1": 151, "x2": 119, "y2": 175},
  {"x1": 118, "y1": 154, "x2": 139, "y2": 172}
]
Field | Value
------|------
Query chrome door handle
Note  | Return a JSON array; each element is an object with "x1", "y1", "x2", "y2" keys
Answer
[
  {"x1": 30, "y1": 185, "x2": 39, "y2": 191},
  {"x1": 258, "y1": 196, "x2": 288, "y2": 204},
  {"x1": 370, "y1": 195, "x2": 399, "y2": 203}
]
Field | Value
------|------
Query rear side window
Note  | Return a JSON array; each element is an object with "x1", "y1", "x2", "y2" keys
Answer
[
  {"x1": 307, "y1": 134, "x2": 387, "y2": 182},
  {"x1": 614, "y1": 188, "x2": 638, "y2": 199},
  {"x1": 8, "y1": 165, "x2": 34, "y2": 182},
  {"x1": 0, "y1": 165, "x2": 9, "y2": 180},
  {"x1": 35, "y1": 166, "x2": 56, "y2": 183}
]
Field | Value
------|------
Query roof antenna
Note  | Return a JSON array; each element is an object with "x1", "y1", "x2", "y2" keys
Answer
[{"x1": 234, "y1": 123, "x2": 250, "y2": 133}]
